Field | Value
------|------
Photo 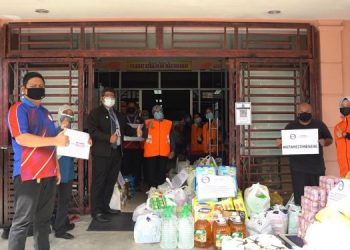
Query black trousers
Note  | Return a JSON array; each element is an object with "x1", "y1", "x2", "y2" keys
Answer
[
  {"x1": 54, "y1": 180, "x2": 73, "y2": 234},
  {"x1": 147, "y1": 156, "x2": 168, "y2": 188},
  {"x1": 121, "y1": 148, "x2": 142, "y2": 186},
  {"x1": 8, "y1": 176, "x2": 56, "y2": 250},
  {"x1": 291, "y1": 170, "x2": 324, "y2": 205},
  {"x1": 91, "y1": 148, "x2": 122, "y2": 216}
]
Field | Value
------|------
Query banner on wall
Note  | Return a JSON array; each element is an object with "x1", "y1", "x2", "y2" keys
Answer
[{"x1": 126, "y1": 60, "x2": 192, "y2": 71}]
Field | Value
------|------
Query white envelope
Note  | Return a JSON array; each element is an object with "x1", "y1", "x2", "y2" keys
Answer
[{"x1": 57, "y1": 129, "x2": 91, "y2": 160}]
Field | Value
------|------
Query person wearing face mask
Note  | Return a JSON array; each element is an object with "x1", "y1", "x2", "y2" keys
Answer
[
  {"x1": 334, "y1": 97, "x2": 350, "y2": 177},
  {"x1": 121, "y1": 101, "x2": 144, "y2": 189},
  {"x1": 6, "y1": 72, "x2": 69, "y2": 250},
  {"x1": 203, "y1": 107, "x2": 219, "y2": 155},
  {"x1": 87, "y1": 87, "x2": 142, "y2": 223},
  {"x1": 275, "y1": 102, "x2": 333, "y2": 205},
  {"x1": 143, "y1": 105, "x2": 176, "y2": 188},
  {"x1": 190, "y1": 113, "x2": 204, "y2": 162},
  {"x1": 53, "y1": 105, "x2": 76, "y2": 239}
]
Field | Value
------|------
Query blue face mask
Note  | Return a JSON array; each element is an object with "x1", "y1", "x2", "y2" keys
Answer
[
  {"x1": 154, "y1": 111, "x2": 164, "y2": 120},
  {"x1": 206, "y1": 112, "x2": 214, "y2": 120}
]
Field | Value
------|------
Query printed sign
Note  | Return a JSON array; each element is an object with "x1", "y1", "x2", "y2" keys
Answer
[
  {"x1": 235, "y1": 102, "x2": 252, "y2": 125},
  {"x1": 281, "y1": 129, "x2": 319, "y2": 155}
]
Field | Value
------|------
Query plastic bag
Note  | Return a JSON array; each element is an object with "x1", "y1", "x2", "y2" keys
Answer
[
  {"x1": 269, "y1": 191, "x2": 283, "y2": 206},
  {"x1": 134, "y1": 213, "x2": 161, "y2": 243},
  {"x1": 109, "y1": 184, "x2": 121, "y2": 210},
  {"x1": 176, "y1": 159, "x2": 190, "y2": 173},
  {"x1": 244, "y1": 183, "x2": 270, "y2": 217},
  {"x1": 287, "y1": 204, "x2": 301, "y2": 234},
  {"x1": 245, "y1": 213, "x2": 273, "y2": 236},
  {"x1": 266, "y1": 205, "x2": 288, "y2": 235},
  {"x1": 303, "y1": 220, "x2": 350, "y2": 250},
  {"x1": 132, "y1": 203, "x2": 151, "y2": 222},
  {"x1": 146, "y1": 188, "x2": 166, "y2": 211}
]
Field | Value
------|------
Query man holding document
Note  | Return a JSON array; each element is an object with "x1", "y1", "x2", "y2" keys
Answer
[
  {"x1": 87, "y1": 87, "x2": 142, "y2": 223},
  {"x1": 276, "y1": 103, "x2": 333, "y2": 205}
]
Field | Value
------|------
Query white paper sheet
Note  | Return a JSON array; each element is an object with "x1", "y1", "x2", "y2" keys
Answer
[
  {"x1": 57, "y1": 129, "x2": 91, "y2": 160},
  {"x1": 196, "y1": 175, "x2": 236, "y2": 201},
  {"x1": 281, "y1": 129, "x2": 319, "y2": 155}
]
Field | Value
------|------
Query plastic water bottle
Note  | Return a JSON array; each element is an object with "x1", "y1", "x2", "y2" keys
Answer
[
  {"x1": 178, "y1": 204, "x2": 194, "y2": 249},
  {"x1": 160, "y1": 206, "x2": 177, "y2": 250}
]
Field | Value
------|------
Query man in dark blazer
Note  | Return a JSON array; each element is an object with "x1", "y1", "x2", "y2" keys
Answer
[{"x1": 87, "y1": 87, "x2": 142, "y2": 222}]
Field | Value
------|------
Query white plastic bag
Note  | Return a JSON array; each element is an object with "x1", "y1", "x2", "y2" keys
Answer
[
  {"x1": 304, "y1": 221, "x2": 350, "y2": 250},
  {"x1": 244, "y1": 183, "x2": 270, "y2": 217},
  {"x1": 176, "y1": 159, "x2": 190, "y2": 173},
  {"x1": 132, "y1": 202, "x2": 151, "y2": 222},
  {"x1": 245, "y1": 213, "x2": 273, "y2": 236},
  {"x1": 109, "y1": 184, "x2": 121, "y2": 210},
  {"x1": 134, "y1": 213, "x2": 161, "y2": 244},
  {"x1": 266, "y1": 205, "x2": 288, "y2": 235},
  {"x1": 287, "y1": 204, "x2": 301, "y2": 234}
]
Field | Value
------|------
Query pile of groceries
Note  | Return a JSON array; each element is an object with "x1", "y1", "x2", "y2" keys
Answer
[{"x1": 132, "y1": 155, "x2": 350, "y2": 250}]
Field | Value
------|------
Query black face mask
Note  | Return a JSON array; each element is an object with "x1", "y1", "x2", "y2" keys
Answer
[
  {"x1": 340, "y1": 107, "x2": 350, "y2": 117},
  {"x1": 297, "y1": 112, "x2": 312, "y2": 122},
  {"x1": 26, "y1": 88, "x2": 45, "y2": 100},
  {"x1": 127, "y1": 107, "x2": 136, "y2": 114}
]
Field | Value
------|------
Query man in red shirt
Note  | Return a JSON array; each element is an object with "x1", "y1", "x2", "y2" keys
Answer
[{"x1": 7, "y1": 72, "x2": 68, "y2": 250}]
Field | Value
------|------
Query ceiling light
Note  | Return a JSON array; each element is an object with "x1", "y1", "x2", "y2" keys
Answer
[
  {"x1": 153, "y1": 90, "x2": 162, "y2": 95},
  {"x1": 35, "y1": 9, "x2": 49, "y2": 14},
  {"x1": 214, "y1": 90, "x2": 222, "y2": 95},
  {"x1": 267, "y1": 10, "x2": 281, "y2": 15}
]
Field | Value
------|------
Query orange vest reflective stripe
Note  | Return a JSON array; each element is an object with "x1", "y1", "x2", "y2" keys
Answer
[
  {"x1": 203, "y1": 121, "x2": 218, "y2": 154},
  {"x1": 334, "y1": 115, "x2": 350, "y2": 177},
  {"x1": 144, "y1": 119, "x2": 172, "y2": 158},
  {"x1": 191, "y1": 124, "x2": 204, "y2": 154}
]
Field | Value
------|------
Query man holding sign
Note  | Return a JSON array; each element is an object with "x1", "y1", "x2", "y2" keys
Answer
[{"x1": 276, "y1": 103, "x2": 333, "y2": 205}]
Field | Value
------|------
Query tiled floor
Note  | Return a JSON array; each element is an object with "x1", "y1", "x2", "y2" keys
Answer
[{"x1": 0, "y1": 192, "x2": 184, "y2": 250}]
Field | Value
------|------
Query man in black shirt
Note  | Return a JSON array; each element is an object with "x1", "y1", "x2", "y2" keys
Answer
[{"x1": 276, "y1": 103, "x2": 333, "y2": 205}]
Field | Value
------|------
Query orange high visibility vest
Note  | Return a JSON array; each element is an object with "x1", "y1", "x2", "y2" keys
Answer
[
  {"x1": 191, "y1": 124, "x2": 204, "y2": 154},
  {"x1": 144, "y1": 119, "x2": 172, "y2": 158},
  {"x1": 334, "y1": 115, "x2": 350, "y2": 177},
  {"x1": 203, "y1": 121, "x2": 218, "y2": 154}
]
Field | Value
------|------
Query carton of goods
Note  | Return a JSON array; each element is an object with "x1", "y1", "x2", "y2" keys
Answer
[
  {"x1": 304, "y1": 186, "x2": 327, "y2": 203},
  {"x1": 232, "y1": 190, "x2": 248, "y2": 220},
  {"x1": 192, "y1": 197, "x2": 220, "y2": 223},
  {"x1": 301, "y1": 196, "x2": 323, "y2": 213},
  {"x1": 319, "y1": 176, "x2": 340, "y2": 194},
  {"x1": 213, "y1": 198, "x2": 235, "y2": 211},
  {"x1": 218, "y1": 165, "x2": 238, "y2": 190}
]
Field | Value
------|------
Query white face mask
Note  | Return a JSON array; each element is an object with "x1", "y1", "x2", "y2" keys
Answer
[{"x1": 103, "y1": 97, "x2": 115, "y2": 108}]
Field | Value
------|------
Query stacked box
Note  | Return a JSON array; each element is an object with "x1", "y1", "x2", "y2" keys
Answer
[
  {"x1": 297, "y1": 214, "x2": 314, "y2": 239},
  {"x1": 319, "y1": 176, "x2": 340, "y2": 195},
  {"x1": 298, "y1": 186, "x2": 327, "y2": 239}
]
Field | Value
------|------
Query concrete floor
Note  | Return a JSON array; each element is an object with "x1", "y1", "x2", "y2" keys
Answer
[{"x1": 0, "y1": 192, "x2": 181, "y2": 250}]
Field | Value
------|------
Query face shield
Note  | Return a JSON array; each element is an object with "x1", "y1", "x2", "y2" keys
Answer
[{"x1": 58, "y1": 104, "x2": 74, "y2": 126}]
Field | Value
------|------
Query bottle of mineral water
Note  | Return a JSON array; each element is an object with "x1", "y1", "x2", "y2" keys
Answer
[
  {"x1": 160, "y1": 206, "x2": 177, "y2": 250},
  {"x1": 178, "y1": 204, "x2": 194, "y2": 249}
]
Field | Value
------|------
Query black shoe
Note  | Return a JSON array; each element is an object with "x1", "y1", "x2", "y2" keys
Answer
[
  {"x1": 65, "y1": 223, "x2": 75, "y2": 231},
  {"x1": 55, "y1": 232, "x2": 74, "y2": 240},
  {"x1": 93, "y1": 213, "x2": 110, "y2": 223},
  {"x1": 1, "y1": 228, "x2": 10, "y2": 239},
  {"x1": 107, "y1": 209, "x2": 121, "y2": 215}
]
